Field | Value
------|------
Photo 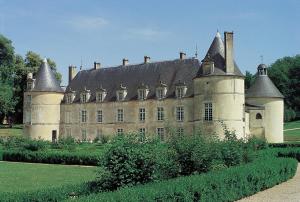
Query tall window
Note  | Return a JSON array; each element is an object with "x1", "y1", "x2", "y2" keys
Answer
[
  {"x1": 139, "y1": 108, "x2": 145, "y2": 122},
  {"x1": 176, "y1": 107, "x2": 184, "y2": 122},
  {"x1": 139, "y1": 128, "x2": 146, "y2": 141},
  {"x1": 117, "y1": 128, "x2": 123, "y2": 135},
  {"x1": 157, "y1": 128, "x2": 165, "y2": 141},
  {"x1": 81, "y1": 94, "x2": 87, "y2": 103},
  {"x1": 27, "y1": 95, "x2": 32, "y2": 105},
  {"x1": 81, "y1": 110, "x2": 87, "y2": 123},
  {"x1": 176, "y1": 127, "x2": 184, "y2": 136},
  {"x1": 96, "y1": 129, "x2": 102, "y2": 139},
  {"x1": 204, "y1": 103, "x2": 213, "y2": 121},
  {"x1": 65, "y1": 111, "x2": 71, "y2": 123},
  {"x1": 117, "y1": 109, "x2": 124, "y2": 122},
  {"x1": 138, "y1": 89, "x2": 146, "y2": 100},
  {"x1": 25, "y1": 110, "x2": 31, "y2": 124},
  {"x1": 66, "y1": 128, "x2": 71, "y2": 137},
  {"x1": 81, "y1": 129, "x2": 87, "y2": 141},
  {"x1": 97, "y1": 110, "x2": 103, "y2": 123},
  {"x1": 157, "y1": 107, "x2": 164, "y2": 121}
]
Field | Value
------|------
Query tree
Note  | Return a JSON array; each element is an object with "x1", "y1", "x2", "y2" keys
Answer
[
  {"x1": 0, "y1": 78, "x2": 17, "y2": 120},
  {"x1": 245, "y1": 71, "x2": 254, "y2": 90},
  {"x1": 0, "y1": 34, "x2": 15, "y2": 66}
]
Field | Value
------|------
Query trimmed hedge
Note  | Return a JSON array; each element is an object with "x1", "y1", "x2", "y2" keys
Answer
[
  {"x1": 2, "y1": 149, "x2": 102, "y2": 166},
  {"x1": 269, "y1": 143, "x2": 300, "y2": 148},
  {"x1": 75, "y1": 157, "x2": 298, "y2": 202}
]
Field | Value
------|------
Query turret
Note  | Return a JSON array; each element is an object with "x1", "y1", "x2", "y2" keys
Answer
[
  {"x1": 23, "y1": 58, "x2": 64, "y2": 141},
  {"x1": 193, "y1": 31, "x2": 245, "y2": 139},
  {"x1": 246, "y1": 64, "x2": 284, "y2": 143}
]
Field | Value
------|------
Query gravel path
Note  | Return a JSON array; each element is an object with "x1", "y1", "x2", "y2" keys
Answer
[{"x1": 237, "y1": 163, "x2": 300, "y2": 202}]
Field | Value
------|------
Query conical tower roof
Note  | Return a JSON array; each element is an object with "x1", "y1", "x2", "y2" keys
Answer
[
  {"x1": 31, "y1": 58, "x2": 64, "y2": 93},
  {"x1": 246, "y1": 64, "x2": 284, "y2": 98},
  {"x1": 197, "y1": 32, "x2": 243, "y2": 76}
]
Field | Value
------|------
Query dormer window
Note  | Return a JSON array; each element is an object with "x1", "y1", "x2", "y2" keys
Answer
[
  {"x1": 175, "y1": 81, "x2": 187, "y2": 99},
  {"x1": 116, "y1": 84, "x2": 127, "y2": 101},
  {"x1": 65, "y1": 88, "x2": 75, "y2": 104},
  {"x1": 137, "y1": 83, "x2": 149, "y2": 100},
  {"x1": 156, "y1": 81, "x2": 167, "y2": 100},
  {"x1": 96, "y1": 86, "x2": 107, "y2": 102},
  {"x1": 80, "y1": 87, "x2": 90, "y2": 103}
]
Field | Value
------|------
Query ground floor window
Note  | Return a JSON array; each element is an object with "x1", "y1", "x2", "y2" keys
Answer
[
  {"x1": 117, "y1": 128, "x2": 123, "y2": 135},
  {"x1": 157, "y1": 127, "x2": 165, "y2": 141},
  {"x1": 66, "y1": 128, "x2": 71, "y2": 137},
  {"x1": 176, "y1": 127, "x2": 184, "y2": 136},
  {"x1": 139, "y1": 128, "x2": 146, "y2": 141},
  {"x1": 204, "y1": 102, "x2": 213, "y2": 121},
  {"x1": 81, "y1": 129, "x2": 87, "y2": 141}
]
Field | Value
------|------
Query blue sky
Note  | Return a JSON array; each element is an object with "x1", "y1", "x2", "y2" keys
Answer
[{"x1": 0, "y1": 0, "x2": 299, "y2": 85}]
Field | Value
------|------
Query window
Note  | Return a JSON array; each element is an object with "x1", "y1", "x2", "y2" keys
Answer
[
  {"x1": 27, "y1": 95, "x2": 32, "y2": 105},
  {"x1": 117, "y1": 128, "x2": 123, "y2": 135},
  {"x1": 66, "y1": 95, "x2": 72, "y2": 104},
  {"x1": 25, "y1": 110, "x2": 31, "y2": 124},
  {"x1": 81, "y1": 93, "x2": 87, "y2": 103},
  {"x1": 96, "y1": 129, "x2": 102, "y2": 139},
  {"x1": 157, "y1": 107, "x2": 164, "y2": 121},
  {"x1": 65, "y1": 111, "x2": 71, "y2": 123},
  {"x1": 118, "y1": 92, "x2": 124, "y2": 101},
  {"x1": 117, "y1": 109, "x2": 124, "y2": 122},
  {"x1": 97, "y1": 110, "x2": 103, "y2": 123},
  {"x1": 156, "y1": 88, "x2": 164, "y2": 99},
  {"x1": 66, "y1": 128, "x2": 71, "y2": 137},
  {"x1": 138, "y1": 89, "x2": 146, "y2": 100},
  {"x1": 204, "y1": 103, "x2": 213, "y2": 121},
  {"x1": 157, "y1": 128, "x2": 165, "y2": 141},
  {"x1": 139, "y1": 128, "x2": 146, "y2": 141},
  {"x1": 81, "y1": 129, "x2": 87, "y2": 141},
  {"x1": 256, "y1": 113, "x2": 262, "y2": 119},
  {"x1": 176, "y1": 127, "x2": 184, "y2": 136},
  {"x1": 176, "y1": 107, "x2": 184, "y2": 122},
  {"x1": 96, "y1": 92, "x2": 106, "y2": 102},
  {"x1": 139, "y1": 108, "x2": 145, "y2": 122},
  {"x1": 81, "y1": 110, "x2": 87, "y2": 123},
  {"x1": 176, "y1": 86, "x2": 186, "y2": 98}
]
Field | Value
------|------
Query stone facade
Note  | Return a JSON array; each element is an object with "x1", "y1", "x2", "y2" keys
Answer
[{"x1": 23, "y1": 32, "x2": 284, "y2": 143}]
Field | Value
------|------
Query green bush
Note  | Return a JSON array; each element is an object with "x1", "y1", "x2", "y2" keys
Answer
[
  {"x1": 23, "y1": 139, "x2": 48, "y2": 151},
  {"x1": 75, "y1": 157, "x2": 298, "y2": 202},
  {"x1": 51, "y1": 136, "x2": 76, "y2": 150},
  {"x1": 269, "y1": 143, "x2": 300, "y2": 148},
  {"x1": 2, "y1": 149, "x2": 102, "y2": 165}
]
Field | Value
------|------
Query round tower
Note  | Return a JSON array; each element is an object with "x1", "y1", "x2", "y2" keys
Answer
[
  {"x1": 246, "y1": 64, "x2": 284, "y2": 143},
  {"x1": 23, "y1": 59, "x2": 64, "y2": 141},
  {"x1": 193, "y1": 31, "x2": 246, "y2": 139}
]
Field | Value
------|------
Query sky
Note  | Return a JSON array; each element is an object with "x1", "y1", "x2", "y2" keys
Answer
[{"x1": 0, "y1": 0, "x2": 299, "y2": 85}]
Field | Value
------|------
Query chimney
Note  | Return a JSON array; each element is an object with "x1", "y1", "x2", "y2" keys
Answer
[
  {"x1": 144, "y1": 56, "x2": 150, "y2": 63},
  {"x1": 224, "y1": 32, "x2": 234, "y2": 74},
  {"x1": 180, "y1": 52, "x2": 186, "y2": 60},
  {"x1": 94, "y1": 62, "x2": 101, "y2": 70},
  {"x1": 122, "y1": 58, "x2": 129, "y2": 66},
  {"x1": 68, "y1": 65, "x2": 77, "y2": 84}
]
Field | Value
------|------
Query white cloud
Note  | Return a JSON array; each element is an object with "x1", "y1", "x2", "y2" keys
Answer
[
  {"x1": 126, "y1": 27, "x2": 170, "y2": 40},
  {"x1": 65, "y1": 16, "x2": 109, "y2": 30}
]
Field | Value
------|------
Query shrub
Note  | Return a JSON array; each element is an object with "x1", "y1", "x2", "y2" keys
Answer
[
  {"x1": 51, "y1": 136, "x2": 76, "y2": 150},
  {"x1": 269, "y1": 143, "x2": 300, "y2": 148},
  {"x1": 23, "y1": 139, "x2": 49, "y2": 151},
  {"x1": 247, "y1": 136, "x2": 269, "y2": 150},
  {"x1": 75, "y1": 157, "x2": 298, "y2": 202}
]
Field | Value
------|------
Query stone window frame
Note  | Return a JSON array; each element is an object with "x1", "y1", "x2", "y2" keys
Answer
[
  {"x1": 117, "y1": 109, "x2": 124, "y2": 122},
  {"x1": 176, "y1": 106, "x2": 184, "y2": 122},
  {"x1": 97, "y1": 110, "x2": 103, "y2": 123},
  {"x1": 204, "y1": 102, "x2": 213, "y2": 121},
  {"x1": 139, "y1": 108, "x2": 146, "y2": 122},
  {"x1": 157, "y1": 107, "x2": 164, "y2": 121}
]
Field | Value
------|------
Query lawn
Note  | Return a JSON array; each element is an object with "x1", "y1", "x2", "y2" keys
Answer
[
  {"x1": 284, "y1": 120, "x2": 300, "y2": 142},
  {"x1": 0, "y1": 124, "x2": 23, "y2": 137},
  {"x1": 0, "y1": 161, "x2": 97, "y2": 193}
]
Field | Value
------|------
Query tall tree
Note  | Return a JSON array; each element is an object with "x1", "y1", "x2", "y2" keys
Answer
[
  {"x1": 245, "y1": 71, "x2": 254, "y2": 90},
  {"x1": 0, "y1": 34, "x2": 15, "y2": 66}
]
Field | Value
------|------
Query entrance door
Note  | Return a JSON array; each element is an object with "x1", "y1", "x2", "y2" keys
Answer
[{"x1": 52, "y1": 130, "x2": 57, "y2": 143}]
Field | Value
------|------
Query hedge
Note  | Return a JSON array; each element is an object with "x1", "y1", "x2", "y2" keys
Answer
[
  {"x1": 75, "y1": 157, "x2": 297, "y2": 202},
  {"x1": 2, "y1": 149, "x2": 102, "y2": 166},
  {"x1": 269, "y1": 143, "x2": 300, "y2": 148}
]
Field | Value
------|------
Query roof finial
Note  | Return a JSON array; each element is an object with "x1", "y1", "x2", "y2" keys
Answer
[
  {"x1": 80, "y1": 56, "x2": 83, "y2": 71},
  {"x1": 195, "y1": 43, "x2": 198, "y2": 58},
  {"x1": 43, "y1": 58, "x2": 47, "y2": 63},
  {"x1": 216, "y1": 30, "x2": 221, "y2": 38}
]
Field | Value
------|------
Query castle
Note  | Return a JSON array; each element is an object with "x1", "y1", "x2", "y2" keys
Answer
[{"x1": 23, "y1": 31, "x2": 284, "y2": 143}]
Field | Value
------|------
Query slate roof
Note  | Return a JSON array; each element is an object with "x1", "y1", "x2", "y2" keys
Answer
[
  {"x1": 196, "y1": 32, "x2": 243, "y2": 77},
  {"x1": 65, "y1": 58, "x2": 200, "y2": 103},
  {"x1": 246, "y1": 73, "x2": 284, "y2": 98},
  {"x1": 31, "y1": 59, "x2": 64, "y2": 93}
]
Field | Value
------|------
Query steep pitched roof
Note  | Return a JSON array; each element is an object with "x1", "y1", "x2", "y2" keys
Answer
[
  {"x1": 246, "y1": 73, "x2": 284, "y2": 98},
  {"x1": 196, "y1": 32, "x2": 243, "y2": 77},
  {"x1": 66, "y1": 58, "x2": 200, "y2": 102},
  {"x1": 31, "y1": 59, "x2": 64, "y2": 93}
]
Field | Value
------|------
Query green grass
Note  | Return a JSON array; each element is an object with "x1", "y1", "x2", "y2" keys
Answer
[
  {"x1": 0, "y1": 161, "x2": 97, "y2": 193},
  {"x1": 284, "y1": 120, "x2": 300, "y2": 142},
  {"x1": 0, "y1": 124, "x2": 23, "y2": 137}
]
